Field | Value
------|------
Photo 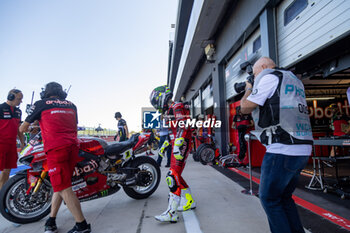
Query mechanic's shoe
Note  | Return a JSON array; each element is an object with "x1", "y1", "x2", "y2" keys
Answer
[
  {"x1": 178, "y1": 188, "x2": 196, "y2": 211},
  {"x1": 44, "y1": 224, "x2": 58, "y2": 233},
  {"x1": 67, "y1": 223, "x2": 91, "y2": 233},
  {"x1": 44, "y1": 217, "x2": 58, "y2": 233},
  {"x1": 155, "y1": 193, "x2": 180, "y2": 223}
]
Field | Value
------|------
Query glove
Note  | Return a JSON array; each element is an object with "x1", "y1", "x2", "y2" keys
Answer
[
  {"x1": 173, "y1": 138, "x2": 184, "y2": 160},
  {"x1": 159, "y1": 140, "x2": 170, "y2": 158}
]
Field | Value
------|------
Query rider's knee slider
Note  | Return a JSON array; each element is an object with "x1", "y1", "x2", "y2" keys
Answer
[{"x1": 166, "y1": 170, "x2": 179, "y2": 193}]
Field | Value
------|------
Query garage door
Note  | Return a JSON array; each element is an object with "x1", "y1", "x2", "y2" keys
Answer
[{"x1": 277, "y1": 0, "x2": 350, "y2": 68}]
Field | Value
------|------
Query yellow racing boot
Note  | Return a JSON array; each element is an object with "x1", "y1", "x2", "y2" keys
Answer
[{"x1": 178, "y1": 188, "x2": 196, "y2": 211}]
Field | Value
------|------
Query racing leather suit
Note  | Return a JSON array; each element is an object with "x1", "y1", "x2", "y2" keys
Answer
[{"x1": 164, "y1": 102, "x2": 192, "y2": 197}]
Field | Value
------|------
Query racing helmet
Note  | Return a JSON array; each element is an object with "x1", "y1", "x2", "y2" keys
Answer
[{"x1": 149, "y1": 85, "x2": 173, "y2": 112}]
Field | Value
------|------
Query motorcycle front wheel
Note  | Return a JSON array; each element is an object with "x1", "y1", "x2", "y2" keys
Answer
[
  {"x1": 0, "y1": 173, "x2": 53, "y2": 224},
  {"x1": 123, "y1": 156, "x2": 161, "y2": 199}
]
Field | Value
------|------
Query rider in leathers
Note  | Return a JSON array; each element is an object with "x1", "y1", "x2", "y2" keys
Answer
[{"x1": 150, "y1": 85, "x2": 196, "y2": 223}]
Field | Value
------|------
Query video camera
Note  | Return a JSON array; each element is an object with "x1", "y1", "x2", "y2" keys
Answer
[{"x1": 234, "y1": 61, "x2": 254, "y2": 94}]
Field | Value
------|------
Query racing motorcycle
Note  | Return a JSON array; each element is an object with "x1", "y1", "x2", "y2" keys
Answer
[{"x1": 0, "y1": 131, "x2": 161, "y2": 224}]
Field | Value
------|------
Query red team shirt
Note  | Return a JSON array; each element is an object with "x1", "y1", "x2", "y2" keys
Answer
[
  {"x1": 0, "y1": 102, "x2": 21, "y2": 144},
  {"x1": 25, "y1": 98, "x2": 78, "y2": 152},
  {"x1": 0, "y1": 102, "x2": 21, "y2": 170},
  {"x1": 332, "y1": 114, "x2": 350, "y2": 136}
]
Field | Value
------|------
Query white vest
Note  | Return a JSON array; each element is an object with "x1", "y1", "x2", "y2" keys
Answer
[{"x1": 251, "y1": 69, "x2": 313, "y2": 146}]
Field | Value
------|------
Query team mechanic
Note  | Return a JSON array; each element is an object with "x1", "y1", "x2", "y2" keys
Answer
[
  {"x1": 241, "y1": 57, "x2": 313, "y2": 233},
  {"x1": 232, "y1": 106, "x2": 254, "y2": 161},
  {"x1": 0, "y1": 89, "x2": 25, "y2": 190},
  {"x1": 150, "y1": 85, "x2": 196, "y2": 223},
  {"x1": 20, "y1": 82, "x2": 91, "y2": 233}
]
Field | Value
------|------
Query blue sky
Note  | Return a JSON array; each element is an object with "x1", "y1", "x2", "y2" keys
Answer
[{"x1": 0, "y1": 0, "x2": 178, "y2": 132}]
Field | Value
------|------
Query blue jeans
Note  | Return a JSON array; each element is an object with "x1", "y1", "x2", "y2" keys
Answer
[
  {"x1": 156, "y1": 135, "x2": 171, "y2": 166},
  {"x1": 259, "y1": 152, "x2": 309, "y2": 233}
]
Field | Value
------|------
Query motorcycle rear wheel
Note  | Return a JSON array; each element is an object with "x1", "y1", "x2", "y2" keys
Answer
[
  {"x1": 123, "y1": 156, "x2": 161, "y2": 199},
  {"x1": 0, "y1": 173, "x2": 53, "y2": 224}
]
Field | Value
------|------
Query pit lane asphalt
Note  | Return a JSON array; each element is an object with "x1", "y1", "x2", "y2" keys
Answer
[{"x1": 0, "y1": 155, "x2": 311, "y2": 233}]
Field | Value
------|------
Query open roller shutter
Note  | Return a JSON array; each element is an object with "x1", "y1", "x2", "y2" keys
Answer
[{"x1": 277, "y1": 0, "x2": 350, "y2": 68}]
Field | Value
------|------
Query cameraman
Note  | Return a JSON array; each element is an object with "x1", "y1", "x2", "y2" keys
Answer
[{"x1": 241, "y1": 57, "x2": 313, "y2": 233}]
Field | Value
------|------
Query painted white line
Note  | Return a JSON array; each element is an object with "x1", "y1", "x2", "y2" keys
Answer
[{"x1": 182, "y1": 210, "x2": 203, "y2": 233}]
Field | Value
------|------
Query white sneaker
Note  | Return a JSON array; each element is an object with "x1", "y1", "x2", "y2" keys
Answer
[
  {"x1": 178, "y1": 188, "x2": 196, "y2": 211},
  {"x1": 155, "y1": 193, "x2": 180, "y2": 223}
]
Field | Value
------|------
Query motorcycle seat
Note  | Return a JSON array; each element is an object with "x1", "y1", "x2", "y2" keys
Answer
[{"x1": 105, "y1": 133, "x2": 140, "y2": 156}]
